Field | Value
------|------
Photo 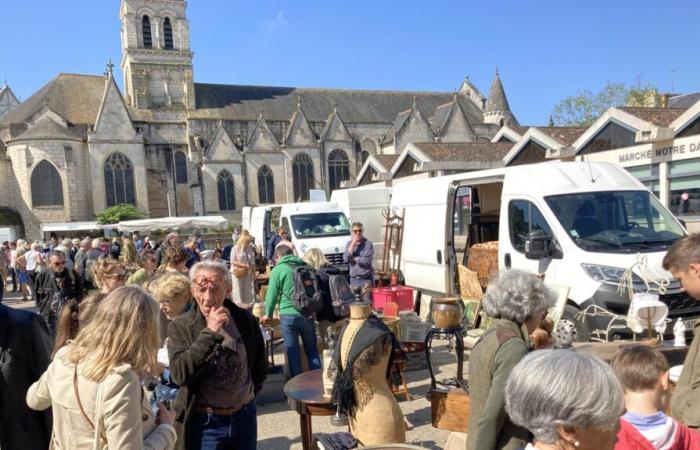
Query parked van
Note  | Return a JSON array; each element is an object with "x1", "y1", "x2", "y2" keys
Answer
[
  {"x1": 359, "y1": 161, "x2": 691, "y2": 339},
  {"x1": 245, "y1": 202, "x2": 352, "y2": 269},
  {"x1": 330, "y1": 187, "x2": 391, "y2": 270}
]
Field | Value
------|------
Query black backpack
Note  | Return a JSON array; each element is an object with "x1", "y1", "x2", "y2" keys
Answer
[
  {"x1": 328, "y1": 274, "x2": 355, "y2": 318},
  {"x1": 287, "y1": 264, "x2": 323, "y2": 316}
]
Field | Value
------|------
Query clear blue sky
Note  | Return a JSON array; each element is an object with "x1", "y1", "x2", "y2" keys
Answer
[{"x1": 2, "y1": 0, "x2": 699, "y2": 125}]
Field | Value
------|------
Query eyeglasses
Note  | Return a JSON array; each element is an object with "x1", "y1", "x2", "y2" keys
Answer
[
  {"x1": 105, "y1": 273, "x2": 128, "y2": 281},
  {"x1": 193, "y1": 276, "x2": 224, "y2": 293},
  {"x1": 352, "y1": 229, "x2": 363, "y2": 234}
]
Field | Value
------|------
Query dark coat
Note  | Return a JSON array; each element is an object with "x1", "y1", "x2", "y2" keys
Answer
[
  {"x1": 35, "y1": 268, "x2": 83, "y2": 322},
  {"x1": 167, "y1": 299, "x2": 268, "y2": 447},
  {"x1": 0, "y1": 304, "x2": 53, "y2": 450}
]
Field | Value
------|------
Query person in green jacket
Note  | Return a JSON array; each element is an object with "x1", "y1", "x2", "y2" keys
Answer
[
  {"x1": 262, "y1": 246, "x2": 321, "y2": 378},
  {"x1": 466, "y1": 269, "x2": 555, "y2": 450},
  {"x1": 663, "y1": 233, "x2": 700, "y2": 429}
]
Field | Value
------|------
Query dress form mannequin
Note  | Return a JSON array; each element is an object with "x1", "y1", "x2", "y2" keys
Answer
[{"x1": 339, "y1": 303, "x2": 405, "y2": 445}]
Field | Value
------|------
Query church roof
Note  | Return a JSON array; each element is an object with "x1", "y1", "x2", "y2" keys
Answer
[
  {"x1": 0, "y1": 73, "x2": 106, "y2": 125},
  {"x1": 485, "y1": 71, "x2": 511, "y2": 113},
  {"x1": 191, "y1": 83, "x2": 484, "y2": 125},
  {"x1": 413, "y1": 141, "x2": 512, "y2": 162},
  {"x1": 12, "y1": 116, "x2": 83, "y2": 141}
]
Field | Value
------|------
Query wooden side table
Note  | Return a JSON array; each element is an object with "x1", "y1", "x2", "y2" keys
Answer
[{"x1": 284, "y1": 369, "x2": 336, "y2": 450}]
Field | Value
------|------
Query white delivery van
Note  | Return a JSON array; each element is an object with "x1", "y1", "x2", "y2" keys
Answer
[
  {"x1": 247, "y1": 202, "x2": 352, "y2": 268},
  {"x1": 389, "y1": 161, "x2": 690, "y2": 340},
  {"x1": 330, "y1": 187, "x2": 391, "y2": 270}
]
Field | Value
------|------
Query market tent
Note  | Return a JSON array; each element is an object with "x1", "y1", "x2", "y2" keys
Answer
[
  {"x1": 117, "y1": 216, "x2": 228, "y2": 232},
  {"x1": 41, "y1": 221, "x2": 107, "y2": 234}
]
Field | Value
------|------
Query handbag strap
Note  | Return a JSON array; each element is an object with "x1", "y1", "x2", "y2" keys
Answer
[{"x1": 73, "y1": 365, "x2": 107, "y2": 446}]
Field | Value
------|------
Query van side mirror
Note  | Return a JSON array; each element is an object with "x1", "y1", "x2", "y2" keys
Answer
[{"x1": 524, "y1": 230, "x2": 551, "y2": 260}]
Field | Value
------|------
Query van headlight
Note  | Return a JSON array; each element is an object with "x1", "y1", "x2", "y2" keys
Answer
[{"x1": 581, "y1": 263, "x2": 644, "y2": 285}]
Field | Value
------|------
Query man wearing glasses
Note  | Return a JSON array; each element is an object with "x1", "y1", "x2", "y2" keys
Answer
[
  {"x1": 168, "y1": 260, "x2": 268, "y2": 450},
  {"x1": 34, "y1": 250, "x2": 83, "y2": 337},
  {"x1": 344, "y1": 222, "x2": 375, "y2": 288}
]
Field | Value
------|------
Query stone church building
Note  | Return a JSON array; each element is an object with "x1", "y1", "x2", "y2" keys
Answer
[{"x1": 0, "y1": 0, "x2": 517, "y2": 238}]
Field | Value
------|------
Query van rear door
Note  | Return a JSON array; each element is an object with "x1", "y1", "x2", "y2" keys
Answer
[
  {"x1": 393, "y1": 178, "x2": 451, "y2": 295},
  {"x1": 249, "y1": 207, "x2": 273, "y2": 258}
]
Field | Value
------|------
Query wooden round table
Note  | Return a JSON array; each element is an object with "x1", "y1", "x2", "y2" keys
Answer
[{"x1": 284, "y1": 369, "x2": 336, "y2": 450}]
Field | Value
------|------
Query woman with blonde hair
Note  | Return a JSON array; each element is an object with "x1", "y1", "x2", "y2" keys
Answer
[
  {"x1": 27, "y1": 286, "x2": 177, "y2": 449},
  {"x1": 146, "y1": 272, "x2": 192, "y2": 344},
  {"x1": 52, "y1": 258, "x2": 127, "y2": 358},
  {"x1": 230, "y1": 229, "x2": 256, "y2": 309}
]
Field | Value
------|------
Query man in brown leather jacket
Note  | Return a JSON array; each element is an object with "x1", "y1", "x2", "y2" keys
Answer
[{"x1": 168, "y1": 260, "x2": 268, "y2": 450}]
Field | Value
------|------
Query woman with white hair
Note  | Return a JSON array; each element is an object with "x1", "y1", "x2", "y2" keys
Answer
[
  {"x1": 466, "y1": 269, "x2": 555, "y2": 450},
  {"x1": 505, "y1": 350, "x2": 624, "y2": 450}
]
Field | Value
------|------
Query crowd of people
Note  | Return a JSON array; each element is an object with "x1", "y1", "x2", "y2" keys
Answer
[
  {"x1": 5, "y1": 226, "x2": 700, "y2": 450},
  {"x1": 0, "y1": 222, "x2": 375, "y2": 449}
]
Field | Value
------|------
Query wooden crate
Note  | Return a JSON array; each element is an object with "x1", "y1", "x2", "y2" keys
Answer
[{"x1": 430, "y1": 388, "x2": 469, "y2": 432}]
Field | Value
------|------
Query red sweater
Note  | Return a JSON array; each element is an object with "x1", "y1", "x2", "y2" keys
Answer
[{"x1": 615, "y1": 417, "x2": 700, "y2": 450}]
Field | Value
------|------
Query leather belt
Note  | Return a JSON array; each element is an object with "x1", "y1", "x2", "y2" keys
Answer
[{"x1": 194, "y1": 403, "x2": 244, "y2": 416}]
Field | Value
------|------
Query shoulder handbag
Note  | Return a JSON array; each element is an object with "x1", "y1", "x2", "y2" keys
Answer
[{"x1": 73, "y1": 366, "x2": 107, "y2": 449}]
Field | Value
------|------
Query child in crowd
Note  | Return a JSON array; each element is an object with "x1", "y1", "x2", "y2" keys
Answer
[{"x1": 611, "y1": 345, "x2": 700, "y2": 450}]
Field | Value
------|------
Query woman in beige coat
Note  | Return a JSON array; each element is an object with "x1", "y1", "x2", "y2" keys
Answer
[
  {"x1": 27, "y1": 286, "x2": 177, "y2": 449},
  {"x1": 230, "y1": 230, "x2": 256, "y2": 309}
]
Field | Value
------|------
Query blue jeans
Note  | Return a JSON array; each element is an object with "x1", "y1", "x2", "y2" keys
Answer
[
  {"x1": 186, "y1": 400, "x2": 257, "y2": 450},
  {"x1": 280, "y1": 314, "x2": 321, "y2": 378}
]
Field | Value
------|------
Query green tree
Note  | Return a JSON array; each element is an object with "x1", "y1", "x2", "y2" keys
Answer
[
  {"x1": 96, "y1": 204, "x2": 144, "y2": 225},
  {"x1": 552, "y1": 82, "x2": 659, "y2": 127}
]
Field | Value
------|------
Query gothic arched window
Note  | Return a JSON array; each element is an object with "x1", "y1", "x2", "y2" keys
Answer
[
  {"x1": 174, "y1": 151, "x2": 188, "y2": 184},
  {"x1": 217, "y1": 170, "x2": 235, "y2": 211},
  {"x1": 257, "y1": 165, "x2": 275, "y2": 204},
  {"x1": 104, "y1": 152, "x2": 136, "y2": 207},
  {"x1": 142, "y1": 16, "x2": 153, "y2": 48},
  {"x1": 328, "y1": 149, "x2": 350, "y2": 191},
  {"x1": 31, "y1": 160, "x2": 64, "y2": 207},
  {"x1": 163, "y1": 18, "x2": 174, "y2": 50},
  {"x1": 292, "y1": 153, "x2": 314, "y2": 201}
]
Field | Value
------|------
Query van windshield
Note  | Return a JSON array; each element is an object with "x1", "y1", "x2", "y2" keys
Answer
[
  {"x1": 545, "y1": 190, "x2": 685, "y2": 252},
  {"x1": 290, "y1": 213, "x2": 351, "y2": 238}
]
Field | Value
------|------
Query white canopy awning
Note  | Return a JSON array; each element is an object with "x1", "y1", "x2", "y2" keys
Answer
[
  {"x1": 41, "y1": 221, "x2": 107, "y2": 234},
  {"x1": 117, "y1": 216, "x2": 228, "y2": 232}
]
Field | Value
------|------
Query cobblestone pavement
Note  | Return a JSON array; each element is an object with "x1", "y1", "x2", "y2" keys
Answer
[{"x1": 3, "y1": 280, "x2": 463, "y2": 450}]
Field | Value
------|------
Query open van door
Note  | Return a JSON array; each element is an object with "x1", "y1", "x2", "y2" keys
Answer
[
  {"x1": 249, "y1": 207, "x2": 274, "y2": 258},
  {"x1": 393, "y1": 178, "x2": 452, "y2": 296},
  {"x1": 241, "y1": 207, "x2": 252, "y2": 231}
]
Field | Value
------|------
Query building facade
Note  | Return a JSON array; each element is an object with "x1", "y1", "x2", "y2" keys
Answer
[{"x1": 0, "y1": 0, "x2": 517, "y2": 238}]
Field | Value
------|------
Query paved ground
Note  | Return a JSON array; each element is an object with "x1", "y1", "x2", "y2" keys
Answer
[{"x1": 2, "y1": 281, "x2": 463, "y2": 450}]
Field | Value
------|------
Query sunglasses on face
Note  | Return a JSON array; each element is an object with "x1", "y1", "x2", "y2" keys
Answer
[
  {"x1": 52, "y1": 260, "x2": 66, "y2": 266},
  {"x1": 105, "y1": 273, "x2": 127, "y2": 281},
  {"x1": 352, "y1": 229, "x2": 363, "y2": 234}
]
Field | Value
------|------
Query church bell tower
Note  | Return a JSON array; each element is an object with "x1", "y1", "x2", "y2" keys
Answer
[{"x1": 119, "y1": 0, "x2": 195, "y2": 110}]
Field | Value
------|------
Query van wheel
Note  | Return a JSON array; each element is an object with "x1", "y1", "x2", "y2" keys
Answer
[{"x1": 558, "y1": 305, "x2": 590, "y2": 343}]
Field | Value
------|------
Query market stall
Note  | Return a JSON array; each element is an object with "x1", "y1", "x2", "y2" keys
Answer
[{"x1": 116, "y1": 215, "x2": 228, "y2": 233}]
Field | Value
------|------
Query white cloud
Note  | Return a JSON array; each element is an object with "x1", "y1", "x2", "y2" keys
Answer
[{"x1": 262, "y1": 10, "x2": 287, "y2": 30}]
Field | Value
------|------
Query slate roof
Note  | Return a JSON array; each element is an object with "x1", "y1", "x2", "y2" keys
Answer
[
  {"x1": 618, "y1": 107, "x2": 687, "y2": 127},
  {"x1": 669, "y1": 93, "x2": 700, "y2": 109},
  {"x1": 1, "y1": 73, "x2": 106, "y2": 125},
  {"x1": 534, "y1": 127, "x2": 587, "y2": 146},
  {"x1": 485, "y1": 71, "x2": 511, "y2": 113},
  {"x1": 413, "y1": 141, "x2": 512, "y2": 162},
  {"x1": 12, "y1": 116, "x2": 84, "y2": 141},
  {"x1": 374, "y1": 154, "x2": 399, "y2": 170},
  {"x1": 191, "y1": 83, "x2": 484, "y2": 125}
]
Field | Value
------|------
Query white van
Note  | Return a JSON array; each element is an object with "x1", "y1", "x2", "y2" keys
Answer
[
  {"x1": 384, "y1": 161, "x2": 691, "y2": 339},
  {"x1": 330, "y1": 187, "x2": 391, "y2": 270},
  {"x1": 246, "y1": 202, "x2": 352, "y2": 268}
]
